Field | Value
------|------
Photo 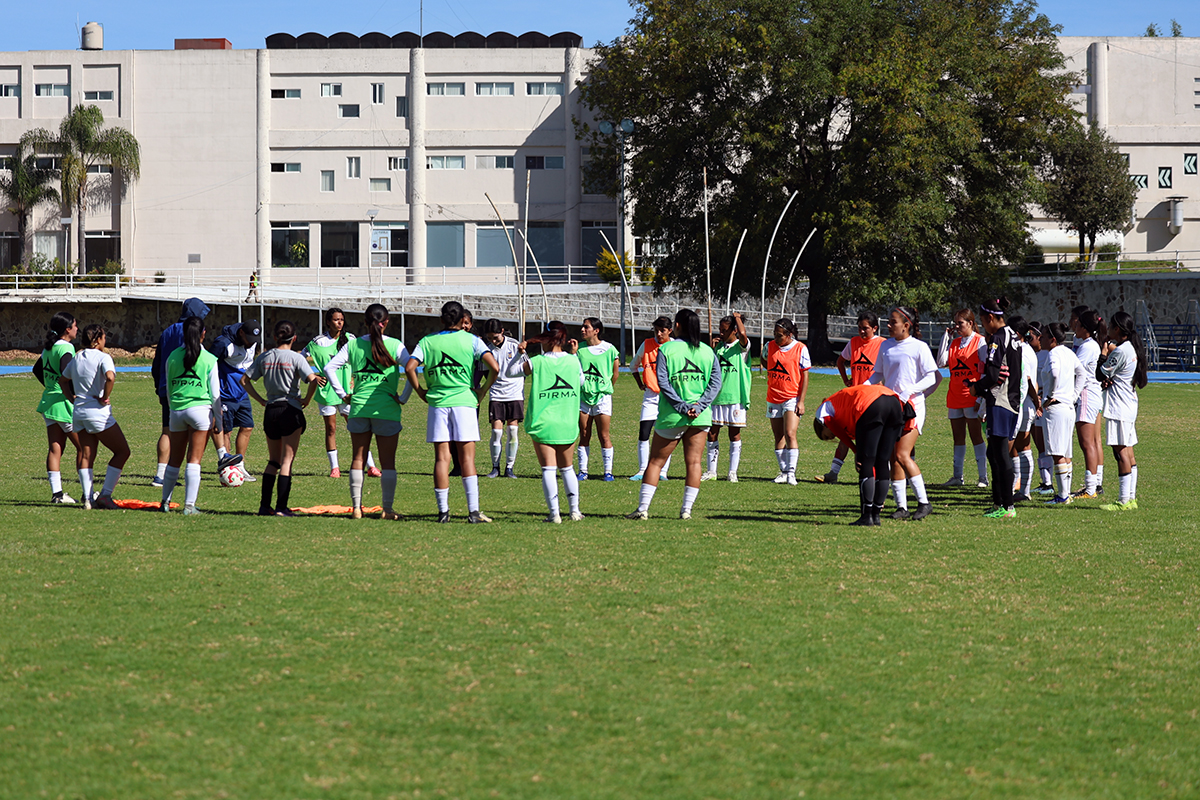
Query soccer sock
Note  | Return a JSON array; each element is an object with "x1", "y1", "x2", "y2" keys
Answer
[
  {"x1": 1010, "y1": 456, "x2": 1021, "y2": 491},
  {"x1": 830, "y1": 456, "x2": 844, "y2": 476},
  {"x1": 729, "y1": 441, "x2": 743, "y2": 475},
  {"x1": 786, "y1": 449, "x2": 798, "y2": 475},
  {"x1": 1096, "y1": 464, "x2": 1104, "y2": 488},
  {"x1": 275, "y1": 475, "x2": 293, "y2": 512},
  {"x1": 49, "y1": 471, "x2": 63, "y2": 494},
  {"x1": 891, "y1": 479, "x2": 908, "y2": 510},
  {"x1": 909, "y1": 474, "x2": 928, "y2": 504},
  {"x1": 775, "y1": 449, "x2": 785, "y2": 472},
  {"x1": 706, "y1": 442, "x2": 719, "y2": 474},
  {"x1": 366, "y1": 451, "x2": 376, "y2": 470},
  {"x1": 490, "y1": 428, "x2": 503, "y2": 466},
  {"x1": 578, "y1": 446, "x2": 590, "y2": 474},
  {"x1": 873, "y1": 476, "x2": 890, "y2": 509},
  {"x1": 327, "y1": 450, "x2": 339, "y2": 470},
  {"x1": 560, "y1": 467, "x2": 580, "y2": 514},
  {"x1": 349, "y1": 469, "x2": 364, "y2": 508},
  {"x1": 662, "y1": 454, "x2": 673, "y2": 477},
  {"x1": 952, "y1": 445, "x2": 966, "y2": 480},
  {"x1": 1084, "y1": 470, "x2": 1097, "y2": 494},
  {"x1": 184, "y1": 463, "x2": 201, "y2": 508},
  {"x1": 380, "y1": 469, "x2": 397, "y2": 511},
  {"x1": 1130, "y1": 465, "x2": 1138, "y2": 499},
  {"x1": 260, "y1": 472, "x2": 277, "y2": 510},
  {"x1": 973, "y1": 442, "x2": 988, "y2": 482},
  {"x1": 434, "y1": 487, "x2": 449, "y2": 513},
  {"x1": 681, "y1": 486, "x2": 699, "y2": 515},
  {"x1": 156, "y1": 462, "x2": 167, "y2": 481},
  {"x1": 637, "y1": 440, "x2": 650, "y2": 473},
  {"x1": 161, "y1": 465, "x2": 180, "y2": 504},
  {"x1": 217, "y1": 446, "x2": 229, "y2": 460},
  {"x1": 541, "y1": 467, "x2": 559, "y2": 516},
  {"x1": 462, "y1": 475, "x2": 480, "y2": 513},
  {"x1": 1038, "y1": 454, "x2": 1052, "y2": 486},
  {"x1": 637, "y1": 483, "x2": 657, "y2": 513},
  {"x1": 1118, "y1": 472, "x2": 1132, "y2": 504},
  {"x1": 859, "y1": 476, "x2": 875, "y2": 511},
  {"x1": 77, "y1": 468, "x2": 93, "y2": 502},
  {"x1": 1054, "y1": 463, "x2": 1072, "y2": 498},
  {"x1": 100, "y1": 465, "x2": 122, "y2": 497},
  {"x1": 506, "y1": 425, "x2": 520, "y2": 467},
  {"x1": 602, "y1": 447, "x2": 614, "y2": 475}
]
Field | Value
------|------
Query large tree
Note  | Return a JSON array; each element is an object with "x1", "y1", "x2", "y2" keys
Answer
[
  {"x1": 1040, "y1": 121, "x2": 1137, "y2": 262},
  {"x1": 0, "y1": 136, "x2": 61, "y2": 267},
  {"x1": 580, "y1": 0, "x2": 1077, "y2": 358},
  {"x1": 28, "y1": 105, "x2": 140, "y2": 274}
]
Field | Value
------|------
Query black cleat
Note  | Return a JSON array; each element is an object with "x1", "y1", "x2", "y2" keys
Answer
[
  {"x1": 891, "y1": 508, "x2": 912, "y2": 521},
  {"x1": 910, "y1": 502, "x2": 932, "y2": 521},
  {"x1": 437, "y1": 511, "x2": 451, "y2": 523}
]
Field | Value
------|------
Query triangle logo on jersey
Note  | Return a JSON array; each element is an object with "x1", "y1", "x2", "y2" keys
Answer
[
  {"x1": 360, "y1": 357, "x2": 386, "y2": 375},
  {"x1": 718, "y1": 354, "x2": 735, "y2": 371},
  {"x1": 428, "y1": 351, "x2": 469, "y2": 379},
  {"x1": 547, "y1": 374, "x2": 575, "y2": 392},
  {"x1": 951, "y1": 357, "x2": 974, "y2": 374},
  {"x1": 768, "y1": 359, "x2": 791, "y2": 376},
  {"x1": 680, "y1": 358, "x2": 706, "y2": 374},
  {"x1": 584, "y1": 363, "x2": 605, "y2": 379},
  {"x1": 852, "y1": 352, "x2": 874, "y2": 368}
]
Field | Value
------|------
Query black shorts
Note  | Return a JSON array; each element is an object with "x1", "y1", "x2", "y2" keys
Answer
[
  {"x1": 488, "y1": 399, "x2": 525, "y2": 423},
  {"x1": 263, "y1": 401, "x2": 307, "y2": 440},
  {"x1": 159, "y1": 393, "x2": 170, "y2": 427}
]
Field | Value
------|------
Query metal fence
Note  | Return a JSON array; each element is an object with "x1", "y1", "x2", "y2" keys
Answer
[{"x1": 1012, "y1": 249, "x2": 1200, "y2": 276}]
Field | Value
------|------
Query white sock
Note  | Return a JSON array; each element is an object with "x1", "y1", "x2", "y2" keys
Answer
[
  {"x1": 49, "y1": 470, "x2": 63, "y2": 494},
  {"x1": 327, "y1": 450, "x2": 339, "y2": 470},
  {"x1": 366, "y1": 451, "x2": 376, "y2": 470},
  {"x1": 462, "y1": 475, "x2": 480, "y2": 513},
  {"x1": 578, "y1": 446, "x2": 590, "y2": 474},
  {"x1": 490, "y1": 428, "x2": 503, "y2": 465},
  {"x1": 1084, "y1": 470, "x2": 1096, "y2": 494},
  {"x1": 1119, "y1": 472, "x2": 1132, "y2": 504},
  {"x1": 217, "y1": 446, "x2": 229, "y2": 460},
  {"x1": 1054, "y1": 464, "x2": 1072, "y2": 498},
  {"x1": 681, "y1": 485, "x2": 699, "y2": 515},
  {"x1": 100, "y1": 464, "x2": 122, "y2": 497},
  {"x1": 156, "y1": 463, "x2": 167, "y2": 480},
  {"x1": 381, "y1": 469, "x2": 397, "y2": 510},
  {"x1": 775, "y1": 449, "x2": 785, "y2": 471},
  {"x1": 1019, "y1": 451, "x2": 1034, "y2": 493},
  {"x1": 973, "y1": 442, "x2": 988, "y2": 482},
  {"x1": 786, "y1": 448, "x2": 798, "y2": 474},
  {"x1": 1096, "y1": 464, "x2": 1104, "y2": 487},
  {"x1": 541, "y1": 467, "x2": 559, "y2": 516},
  {"x1": 434, "y1": 487, "x2": 449, "y2": 513},
  {"x1": 349, "y1": 469, "x2": 364, "y2": 507},
  {"x1": 1010, "y1": 456, "x2": 1021, "y2": 490},
  {"x1": 662, "y1": 454, "x2": 673, "y2": 478},
  {"x1": 1130, "y1": 465, "x2": 1138, "y2": 498},
  {"x1": 637, "y1": 439, "x2": 650, "y2": 473},
  {"x1": 729, "y1": 441, "x2": 743, "y2": 475},
  {"x1": 184, "y1": 463, "x2": 201, "y2": 508},
  {"x1": 560, "y1": 467, "x2": 580, "y2": 514},
  {"x1": 506, "y1": 425, "x2": 520, "y2": 467},
  {"x1": 77, "y1": 468, "x2": 93, "y2": 501},
  {"x1": 707, "y1": 441, "x2": 719, "y2": 474},
  {"x1": 830, "y1": 456, "x2": 844, "y2": 476},
  {"x1": 602, "y1": 447, "x2": 613, "y2": 475},
  {"x1": 161, "y1": 465, "x2": 180, "y2": 504},
  {"x1": 952, "y1": 445, "x2": 966, "y2": 480},
  {"x1": 1038, "y1": 454, "x2": 1052, "y2": 486},
  {"x1": 637, "y1": 483, "x2": 657, "y2": 512},
  {"x1": 891, "y1": 479, "x2": 907, "y2": 510},
  {"x1": 909, "y1": 474, "x2": 928, "y2": 504}
]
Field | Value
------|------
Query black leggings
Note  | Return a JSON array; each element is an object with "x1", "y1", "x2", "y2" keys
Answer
[
  {"x1": 639, "y1": 419, "x2": 655, "y2": 442},
  {"x1": 854, "y1": 396, "x2": 904, "y2": 508},
  {"x1": 986, "y1": 435, "x2": 1014, "y2": 507}
]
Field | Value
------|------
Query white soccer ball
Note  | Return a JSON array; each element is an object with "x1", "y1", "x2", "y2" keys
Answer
[{"x1": 219, "y1": 464, "x2": 246, "y2": 488}]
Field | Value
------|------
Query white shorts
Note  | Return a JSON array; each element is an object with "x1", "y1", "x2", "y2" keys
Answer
[
  {"x1": 1076, "y1": 387, "x2": 1101, "y2": 424},
  {"x1": 319, "y1": 403, "x2": 351, "y2": 418},
  {"x1": 640, "y1": 390, "x2": 660, "y2": 422},
  {"x1": 72, "y1": 406, "x2": 116, "y2": 434},
  {"x1": 581, "y1": 395, "x2": 613, "y2": 417},
  {"x1": 169, "y1": 406, "x2": 213, "y2": 433},
  {"x1": 43, "y1": 415, "x2": 73, "y2": 434},
  {"x1": 426, "y1": 406, "x2": 480, "y2": 443},
  {"x1": 1043, "y1": 402, "x2": 1075, "y2": 457},
  {"x1": 1015, "y1": 399, "x2": 1036, "y2": 434},
  {"x1": 654, "y1": 424, "x2": 706, "y2": 441},
  {"x1": 711, "y1": 403, "x2": 747, "y2": 427},
  {"x1": 766, "y1": 399, "x2": 797, "y2": 419},
  {"x1": 947, "y1": 404, "x2": 981, "y2": 420},
  {"x1": 1106, "y1": 418, "x2": 1138, "y2": 447}
]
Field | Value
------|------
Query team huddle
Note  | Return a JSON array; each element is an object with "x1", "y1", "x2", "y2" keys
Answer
[{"x1": 33, "y1": 296, "x2": 1146, "y2": 523}]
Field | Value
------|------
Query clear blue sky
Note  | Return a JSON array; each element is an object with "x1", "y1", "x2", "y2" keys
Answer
[{"x1": 2, "y1": 0, "x2": 1197, "y2": 52}]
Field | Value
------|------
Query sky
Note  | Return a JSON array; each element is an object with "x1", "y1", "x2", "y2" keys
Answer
[{"x1": 2, "y1": 0, "x2": 1199, "y2": 53}]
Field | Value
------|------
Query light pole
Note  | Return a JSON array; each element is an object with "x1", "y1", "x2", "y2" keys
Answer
[
  {"x1": 599, "y1": 118, "x2": 634, "y2": 363},
  {"x1": 60, "y1": 216, "x2": 72, "y2": 278},
  {"x1": 367, "y1": 208, "x2": 379, "y2": 294}
]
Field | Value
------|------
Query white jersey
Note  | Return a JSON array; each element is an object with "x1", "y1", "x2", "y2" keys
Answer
[
  {"x1": 63, "y1": 349, "x2": 116, "y2": 412},
  {"x1": 869, "y1": 336, "x2": 939, "y2": 411},
  {"x1": 1074, "y1": 337, "x2": 1102, "y2": 397},
  {"x1": 1040, "y1": 345, "x2": 1086, "y2": 405},
  {"x1": 488, "y1": 336, "x2": 525, "y2": 402},
  {"x1": 1020, "y1": 342, "x2": 1038, "y2": 407},
  {"x1": 1099, "y1": 340, "x2": 1139, "y2": 422}
]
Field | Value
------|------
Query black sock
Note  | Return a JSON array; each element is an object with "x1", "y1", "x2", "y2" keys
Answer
[
  {"x1": 275, "y1": 475, "x2": 292, "y2": 512},
  {"x1": 260, "y1": 472, "x2": 277, "y2": 510}
]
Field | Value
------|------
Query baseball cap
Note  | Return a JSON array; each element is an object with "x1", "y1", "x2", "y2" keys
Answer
[{"x1": 240, "y1": 320, "x2": 261, "y2": 343}]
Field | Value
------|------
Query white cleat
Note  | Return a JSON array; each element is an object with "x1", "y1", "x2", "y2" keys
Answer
[
  {"x1": 787, "y1": 471, "x2": 798, "y2": 486},
  {"x1": 700, "y1": 471, "x2": 717, "y2": 481},
  {"x1": 680, "y1": 510, "x2": 692, "y2": 520},
  {"x1": 569, "y1": 511, "x2": 585, "y2": 521},
  {"x1": 544, "y1": 514, "x2": 562, "y2": 524},
  {"x1": 773, "y1": 472, "x2": 788, "y2": 484},
  {"x1": 727, "y1": 473, "x2": 738, "y2": 483}
]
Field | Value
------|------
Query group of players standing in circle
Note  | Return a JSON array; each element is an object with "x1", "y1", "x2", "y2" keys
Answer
[{"x1": 33, "y1": 295, "x2": 1146, "y2": 524}]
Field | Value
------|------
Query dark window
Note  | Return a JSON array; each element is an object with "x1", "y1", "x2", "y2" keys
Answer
[
  {"x1": 271, "y1": 89, "x2": 285, "y2": 99},
  {"x1": 321, "y1": 222, "x2": 359, "y2": 268},
  {"x1": 271, "y1": 162, "x2": 285, "y2": 172},
  {"x1": 396, "y1": 95, "x2": 408, "y2": 117}
]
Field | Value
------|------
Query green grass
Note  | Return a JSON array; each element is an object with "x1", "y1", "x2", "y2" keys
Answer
[{"x1": 2, "y1": 371, "x2": 1199, "y2": 798}]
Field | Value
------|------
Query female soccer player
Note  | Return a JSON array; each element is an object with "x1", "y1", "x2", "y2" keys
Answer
[
  {"x1": 406, "y1": 301, "x2": 500, "y2": 523},
  {"x1": 868, "y1": 307, "x2": 940, "y2": 520},
  {"x1": 508, "y1": 322, "x2": 585, "y2": 522},
  {"x1": 1038, "y1": 322, "x2": 1087, "y2": 505},
  {"x1": 818, "y1": 310, "x2": 882, "y2": 483},
  {"x1": 630, "y1": 316, "x2": 675, "y2": 480},
  {"x1": 761, "y1": 317, "x2": 811, "y2": 485},
  {"x1": 626, "y1": 309, "x2": 722, "y2": 520},
  {"x1": 1072, "y1": 308, "x2": 1106, "y2": 498},
  {"x1": 573, "y1": 317, "x2": 619, "y2": 481},
  {"x1": 1097, "y1": 311, "x2": 1147, "y2": 511},
  {"x1": 1026, "y1": 322, "x2": 1055, "y2": 495},
  {"x1": 303, "y1": 307, "x2": 380, "y2": 479},
  {"x1": 161, "y1": 316, "x2": 222, "y2": 515},
  {"x1": 37, "y1": 311, "x2": 81, "y2": 504},
  {"x1": 936, "y1": 308, "x2": 988, "y2": 487},
  {"x1": 325, "y1": 304, "x2": 410, "y2": 520},
  {"x1": 705, "y1": 312, "x2": 751, "y2": 482},
  {"x1": 481, "y1": 319, "x2": 525, "y2": 479},
  {"x1": 965, "y1": 298, "x2": 1024, "y2": 518},
  {"x1": 813, "y1": 384, "x2": 915, "y2": 526},
  {"x1": 244, "y1": 320, "x2": 327, "y2": 517},
  {"x1": 1006, "y1": 316, "x2": 1041, "y2": 501},
  {"x1": 61, "y1": 324, "x2": 130, "y2": 509}
]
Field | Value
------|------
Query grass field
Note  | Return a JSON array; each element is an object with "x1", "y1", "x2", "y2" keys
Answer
[{"x1": 2, "y1": 370, "x2": 1199, "y2": 798}]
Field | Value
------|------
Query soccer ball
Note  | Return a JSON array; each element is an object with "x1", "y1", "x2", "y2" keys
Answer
[{"x1": 219, "y1": 464, "x2": 246, "y2": 488}]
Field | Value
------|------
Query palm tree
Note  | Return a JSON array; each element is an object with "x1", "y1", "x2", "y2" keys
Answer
[
  {"x1": 0, "y1": 136, "x2": 61, "y2": 268},
  {"x1": 27, "y1": 104, "x2": 140, "y2": 274}
]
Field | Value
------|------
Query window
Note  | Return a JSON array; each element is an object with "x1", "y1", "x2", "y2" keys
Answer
[
  {"x1": 271, "y1": 223, "x2": 310, "y2": 268},
  {"x1": 270, "y1": 162, "x2": 301, "y2": 173},
  {"x1": 271, "y1": 88, "x2": 301, "y2": 99},
  {"x1": 372, "y1": 83, "x2": 385, "y2": 104},
  {"x1": 582, "y1": 221, "x2": 618, "y2": 267},
  {"x1": 0, "y1": 233, "x2": 17, "y2": 272},
  {"x1": 347, "y1": 157, "x2": 361, "y2": 178},
  {"x1": 82, "y1": 230, "x2": 120, "y2": 272},
  {"x1": 338, "y1": 104, "x2": 360, "y2": 118},
  {"x1": 321, "y1": 83, "x2": 342, "y2": 97},
  {"x1": 0, "y1": 157, "x2": 12, "y2": 170},
  {"x1": 35, "y1": 157, "x2": 61, "y2": 170},
  {"x1": 427, "y1": 155, "x2": 465, "y2": 170},
  {"x1": 387, "y1": 156, "x2": 409, "y2": 171},
  {"x1": 427, "y1": 82, "x2": 465, "y2": 96},
  {"x1": 1, "y1": 84, "x2": 18, "y2": 97},
  {"x1": 526, "y1": 155, "x2": 564, "y2": 170},
  {"x1": 526, "y1": 82, "x2": 563, "y2": 96},
  {"x1": 321, "y1": 222, "x2": 359, "y2": 268},
  {"x1": 477, "y1": 224, "x2": 516, "y2": 267},
  {"x1": 87, "y1": 165, "x2": 113, "y2": 174},
  {"x1": 320, "y1": 170, "x2": 335, "y2": 192},
  {"x1": 527, "y1": 221, "x2": 565, "y2": 267},
  {"x1": 370, "y1": 178, "x2": 391, "y2": 192},
  {"x1": 427, "y1": 222, "x2": 464, "y2": 267},
  {"x1": 35, "y1": 84, "x2": 69, "y2": 97},
  {"x1": 370, "y1": 224, "x2": 409, "y2": 268},
  {"x1": 84, "y1": 90, "x2": 113, "y2": 101},
  {"x1": 582, "y1": 146, "x2": 617, "y2": 195},
  {"x1": 476, "y1": 155, "x2": 515, "y2": 170},
  {"x1": 476, "y1": 82, "x2": 514, "y2": 96},
  {"x1": 396, "y1": 95, "x2": 408, "y2": 117}
]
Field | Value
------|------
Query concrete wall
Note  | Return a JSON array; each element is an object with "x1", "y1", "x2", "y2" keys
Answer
[{"x1": 1012, "y1": 273, "x2": 1200, "y2": 325}]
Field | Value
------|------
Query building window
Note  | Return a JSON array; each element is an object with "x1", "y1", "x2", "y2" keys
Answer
[
  {"x1": 527, "y1": 221, "x2": 565, "y2": 267},
  {"x1": 86, "y1": 165, "x2": 113, "y2": 174},
  {"x1": 526, "y1": 156, "x2": 564, "y2": 170},
  {"x1": 427, "y1": 155, "x2": 466, "y2": 170},
  {"x1": 321, "y1": 83, "x2": 342, "y2": 97},
  {"x1": 35, "y1": 84, "x2": 69, "y2": 97},
  {"x1": 321, "y1": 170, "x2": 335, "y2": 192},
  {"x1": 271, "y1": 88, "x2": 301, "y2": 99},
  {"x1": 476, "y1": 155, "x2": 515, "y2": 170},
  {"x1": 35, "y1": 157, "x2": 61, "y2": 170},
  {"x1": 582, "y1": 146, "x2": 617, "y2": 195},
  {"x1": 1, "y1": 84, "x2": 19, "y2": 97},
  {"x1": 427, "y1": 222, "x2": 464, "y2": 267},
  {"x1": 526, "y1": 82, "x2": 564, "y2": 96},
  {"x1": 370, "y1": 224, "x2": 409, "y2": 268},
  {"x1": 396, "y1": 95, "x2": 408, "y2": 117},
  {"x1": 1131, "y1": 175, "x2": 1148, "y2": 190},
  {"x1": 427, "y1": 82, "x2": 465, "y2": 96},
  {"x1": 0, "y1": 233, "x2": 17, "y2": 272},
  {"x1": 370, "y1": 178, "x2": 391, "y2": 192},
  {"x1": 83, "y1": 90, "x2": 113, "y2": 101},
  {"x1": 270, "y1": 162, "x2": 301, "y2": 173},
  {"x1": 372, "y1": 83, "x2": 385, "y2": 104},
  {"x1": 476, "y1": 82, "x2": 514, "y2": 96},
  {"x1": 388, "y1": 156, "x2": 409, "y2": 171},
  {"x1": 321, "y1": 222, "x2": 359, "y2": 268},
  {"x1": 477, "y1": 224, "x2": 516, "y2": 267},
  {"x1": 0, "y1": 157, "x2": 12, "y2": 170},
  {"x1": 338, "y1": 104, "x2": 360, "y2": 118},
  {"x1": 347, "y1": 157, "x2": 361, "y2": 178},
  {"x1": 82, "y1": 230, "x2": 120, "y2": 273},
  {"x1": 271, "y1": 223, "x2": 310, "y2": 268},
  {"x1": 582, "y1": 221, "x2": 618, "y2": 267}
]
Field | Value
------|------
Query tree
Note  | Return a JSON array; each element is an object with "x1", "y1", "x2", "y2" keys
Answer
[
  {"x1": 27, "y1": 105, "x2": 140, "y2": 274},
  {"x1": 580, "y1": 0, "x2": 1081, "y2": 358},
  {"x1": 1144, "y1": 23, "x2": 1161, "y2": 37},
  {"x1": 0, "y1": 136, "x2": 61, "y2": 267},
  {"x1": 1040, "y1": 121, "x2": 1137, "y2": 262},
  {"x1": 1171, "y1": 19, "x2": 1183, "y2": 36}
]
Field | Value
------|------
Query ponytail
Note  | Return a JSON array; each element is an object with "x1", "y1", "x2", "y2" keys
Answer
[
  {"x1": 1046, "y1": 321, "x2": 1068, "y2": 346},
  {"x1": 1109, "y1": 310, "x2": 1148, "y2": 390},
  {"x1": 1079, "y1": 309, "x2": 1104, "y2": 339},
  {"x1": 364, "y1": 303, "x2": 395, "y2": 367},
  {"x1": 44, "y1": 311, "x2": 74, "y2": 351},
  {"x1": 80, "y1": 324, "x2": 105, "y2": 349},
  {"x1": 182, "y1": 316, "x2": 205, "y2": 372},
  {"x1": 439, "y1": 301, "x2": 465, "y2": 331},
  {"x1": 274, "y1": 319, "x2": 296, "y2": 346},
  {"x1": 526, "y1": 320, "x2": 568, "y2": 350}
]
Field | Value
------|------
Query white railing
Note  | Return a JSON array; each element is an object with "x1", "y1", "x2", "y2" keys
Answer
[{"x1": 1011, "y1": 249, "x2": 1200, "y2": 275}]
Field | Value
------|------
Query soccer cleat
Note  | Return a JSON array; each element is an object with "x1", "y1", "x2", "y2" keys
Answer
[
  {"x1": 976, "y1": 480, "x2": 989, "y2": 489},
  {"x1": 1100, "y1": 500, "x2": 1135, "y2": 512},
  {"x1": 329, "y1": 467, "x2": 341, "y2": 479},
  {"x1": 1096, "y1": 485, "x2": 1105, "y2": 496},
  {"x1": 660, "y1": 472, "x2": 669, "y2": 482},
  {"x1": 941, "y1": 476, "x2": 964, "y2": 487},
  {"x1": 276, "y1": 509, "x2": 297, "y2": 518},
  {"x1": 1033, "y1": 484, "x2": 1055, "y2": 496},
  {"x1": 380, "y1": 510, "x2": 401, "y2": 521},
  {"x1": 602, "y1": 473, "x2": 614, "y2": 482},
  {"x1": 486, "y1": 464, "x2": 501, "y2": 479},
  {"x1": 92, "y1": 495, "x2": 120, "y2": 510},
  {"x1": 183, "y1": 505, "x2": 206, "y2": 516},
  {"x1": 217, "y1": 453, "x2": 244, "y2": 470},
  {"x1": 727, "y1": 473, "x2": 739, "y2": 483},
  {"x1": 983, "y1": 506, "x2": 1014, "y2": 518},
  {"x1": 911, "y1": 502, "x2": 933, "y2": 521},
  {"x1": 773, "y1": 472, "x2": 788, "y2": 484},
  {"x1": 258, "y1": 506, "x2": 275, "y2": 516},
  {"x1": 1045, "y1": 495, "x2": 1073, "y2": 505},
  {"x1": 700, "y1": 471, "x2": 717, "y2": 481},
  {"x1": 579, "y1": 472, "x2": 589, "y2": 481},
  {"x1": 504, "y1": 468, "x2": 517, "y2": 479},
  {"x1": 680, "y1": 510, "x2": 692, "y2": 520},
  {"x1": 625, "y1": 509, "x2": 648, "y2": 520},
  {"x1": 151, "y1": 477, "x2": 164, "y2": 488},
  {"x1": 1070, "y1": 489, "x2": 1097, "y2": 500},
  {"x1": 436, "y1": 511, "x2": 451, "y2": 523},
  {"x1": 1012, "y1": 494, "x2": 1032, "y2": 504},
  {"x1": 544, "y1": 514, "x2": 562, "y2": 524},
  {"x1": 158, "y1": 501, "x2": 171, "y2": 513},
  {"x1": 815, "y1": 471, "x2": 839, "y2": 484},
  {"x1": 351, "y1": 506, "x2": 363, "y2": 519},
  {"x1": 448, "y1": 466, "x2": 462, "y2": 478},
  {"x1": 787, "y1": 472, "x2": 798, "y2": 486},
  {"x1": 82, "y1": 496, "x2": 93, "y2": 511},
  {"x1": 629, "y1": 473, "x2": 644, "y2": 482},
  {"x1": 51, "y1": 492, "x2": 76, "y2": 504},
  {"x1": 467, "y1": 510, "x2": 492, "y2": 524},
  {"x1": 1127, "y1": 498, "x2": 1138, "y2": 510},
  {"x1": 569, "y1": 511, "x2": 585, "y2": 521},
  {"x1": 239, "y1": 464, "x2": 256, "y2": 483},
  {"x1": 891, "y1": 508, "x2": 912, "y2": 521},
  {"x1": 366, "y1": 466, "x2": 383, "y2": 478}
]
